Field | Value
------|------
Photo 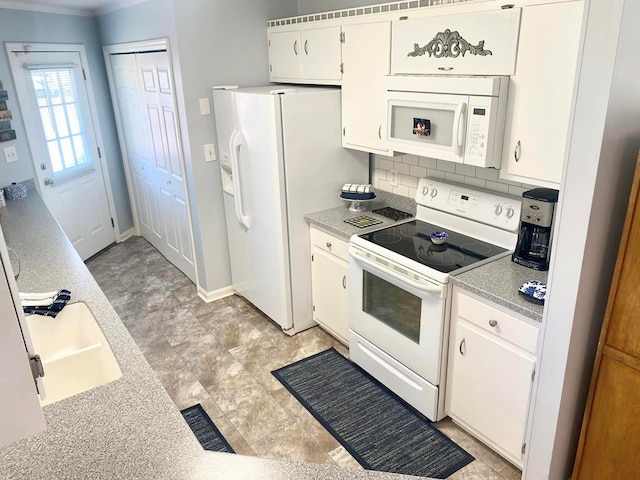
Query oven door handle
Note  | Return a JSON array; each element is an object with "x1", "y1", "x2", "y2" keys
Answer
[{"x1": 350, "y1": 248, "x2": 445, "y2": 298}]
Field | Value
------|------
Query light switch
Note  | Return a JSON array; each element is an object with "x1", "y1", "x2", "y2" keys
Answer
[
  {"x1": 199, "y1": 97, "x2": 211, "y2": 116},
  {"x1": 3, "y1": 146, "x2": 18, "y2": 163},
  {"x1": 204, "y1": 144, "x2": 216, "y2": 162}
]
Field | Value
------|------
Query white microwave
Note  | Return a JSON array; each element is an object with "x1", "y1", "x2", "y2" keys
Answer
[{"x1": 382, "y1": 75, "x2": 509, "y2": 168}]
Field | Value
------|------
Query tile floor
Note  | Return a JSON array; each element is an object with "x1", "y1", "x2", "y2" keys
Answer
[{"x1": 86, "y1": 236, "x2": 522, "y2": 480}]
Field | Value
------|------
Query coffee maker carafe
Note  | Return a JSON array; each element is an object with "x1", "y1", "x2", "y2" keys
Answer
[{"x1": 512, "y1": 188, "x2": 559, "y2": 271}]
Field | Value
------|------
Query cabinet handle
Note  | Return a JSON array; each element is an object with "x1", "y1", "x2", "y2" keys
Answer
[
  {"x1": 342, "y1": 275, "x2": 347, "y2": 289},
  {"x1": 489, "y1": 319, "x2": 498, "y2": 328},
  {"x1": 378, "y1": 124, "x2": 382, "y2": 139},
  {"x1": 304, "y1": 39, "x2": 309, "y2": 55},
  {"x1": 459, "y1": 338, "x2": 466, "y2": 356},
  {"x1": 438, "y1": 67, "x2": 454, "y2": 71},
  {"x1": 326, "y1": 241, "x2": 332, "y2": 249},
  {"x1": 514, "y1": 140, "x2": 521, "y2": 162},
  {"x1": 294, "y1": 40, "x2": 298, "y2": 55}
]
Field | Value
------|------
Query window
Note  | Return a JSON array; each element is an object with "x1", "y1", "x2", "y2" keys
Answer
[{"x1": 28, "y1": 67, "x2": 90, "y2": 177}]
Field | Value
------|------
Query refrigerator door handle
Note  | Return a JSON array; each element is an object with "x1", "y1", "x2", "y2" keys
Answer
[{"x1": 229, "y1": 129, "x2": 251, "y2": 229}]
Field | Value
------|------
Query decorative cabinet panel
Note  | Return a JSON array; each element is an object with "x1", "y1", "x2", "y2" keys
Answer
[
  {"x1": 391, "y1": 8, "x2": 521, "y2": 76},
  {"x1": 309, "y1": 227, "x2": 349, "y2": 345},
  {"x1": 268, "y1": 26, "x2": 342, "y2": 85},
  {"x1": 341, "y1": 21, "x2": 393, "y2": 156},
  {"x1": 573, "y1": 154, "x2": 640, "y2": 479},
  {"x1": 499, "y1": 1, "x2": 584, "y2": 187},
  {"x1": 447, "y1": 288, "x2": 539, "y2": 467}
]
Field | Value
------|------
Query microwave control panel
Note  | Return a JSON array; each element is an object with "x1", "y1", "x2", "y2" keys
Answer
[{"x1": 464, "y1": 96, "x2": 499, "y2": 167}]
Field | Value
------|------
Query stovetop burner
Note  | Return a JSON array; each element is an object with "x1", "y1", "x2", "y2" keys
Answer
[
  {"x1": 358, "y1": 220, "x2": 508, "y2": 274},
  {"x1": 372, "y1": 207, "x2": 413, "y2": 221}
]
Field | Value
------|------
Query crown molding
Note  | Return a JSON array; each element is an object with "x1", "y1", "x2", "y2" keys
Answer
[{"x1": 0, "y1": 0, "x2": 150, "y2": 17}]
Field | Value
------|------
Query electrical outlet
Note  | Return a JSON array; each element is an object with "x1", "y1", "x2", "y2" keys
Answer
[
  {"x1": 389, "y1": 168, "x2": 398, "y2": 187},
  {"x1": 3, "y1": 146, "x2": 18, "y2": 163},
  {"x1": 204, "y1": 144, "x2": 217, "y2": 162}
]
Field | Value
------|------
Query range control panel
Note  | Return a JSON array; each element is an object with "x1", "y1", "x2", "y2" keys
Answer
[{"x1": 416, "y1": 178, "x2": 521, "y2": 232}]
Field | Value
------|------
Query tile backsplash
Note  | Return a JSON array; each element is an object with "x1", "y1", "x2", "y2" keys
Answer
[{"x1": 373, "y1": 154, "x2": 540, "y2": 199}]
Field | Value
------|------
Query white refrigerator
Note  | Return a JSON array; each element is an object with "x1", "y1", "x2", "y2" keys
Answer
[{"x1": 212, "y1": 85, "x2": 368, "y2": 335}]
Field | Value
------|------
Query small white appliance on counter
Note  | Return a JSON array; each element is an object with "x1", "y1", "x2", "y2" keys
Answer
[
  {"x1": 382, "y1": 75, "x2": 509, "y2": 168},
  {"x1": 212, "y1": 85, "x2": 368, "y2": 335},
  {"x1": 348, "y1": 178, "x2": 521, "y2": 421}
]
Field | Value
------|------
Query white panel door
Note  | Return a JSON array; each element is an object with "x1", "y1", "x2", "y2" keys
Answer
[
  {"x1": 301, "y1": 26, "x2": 342, "y2": 82},
  {"x1": 6, "y1": 46, "x2": 115, "y2": 260},
  {"x1": 111, "y1": 52, "x2": 195, "y2": 281}
]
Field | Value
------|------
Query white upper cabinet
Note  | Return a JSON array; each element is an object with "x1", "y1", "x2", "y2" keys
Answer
[
  {"x1": 391, "y1": 8, "x2": 521, "y2": 76},
  {"x1": 341, "y1": 21, "x2": 393, "y2": 156},
  {"x1": 268, "y1": 30, "x2": 302, "y2": 80},
  {"x1": 268, "y1": 26, "x2": 342, "y2": 85},
  {"x1": 500, "y1": 1, "x2": 584, "y2": 187}
]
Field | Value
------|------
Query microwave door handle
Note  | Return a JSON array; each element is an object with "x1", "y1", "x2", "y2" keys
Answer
[
  {"x1": 229, "y1": 130, "x2": 251, "y2": 229},
  {"x1": 350, "y1": 248, "x2": 444, "y2": 298},
  {"x1": 454, "y1": 102, "x2": 467, "y2": 156}
]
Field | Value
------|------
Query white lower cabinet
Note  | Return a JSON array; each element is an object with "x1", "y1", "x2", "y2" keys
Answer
[
  {"x1": 309, "y1": 226, "x2": 349, "y2": 345},
  {"x1": 447, "y1": 288, "x2": 539, "y2": 467}
]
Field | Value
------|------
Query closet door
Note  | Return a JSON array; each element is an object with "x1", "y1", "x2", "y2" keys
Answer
[{"x1": 110, "y1": 51, "x2": 195, "y2": 282}]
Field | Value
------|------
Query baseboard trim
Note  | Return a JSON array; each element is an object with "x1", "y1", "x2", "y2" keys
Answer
[
  {"x1": 118, "y1": 228, "x2": 135, "y2": 243},
  {"x1": 198, "y1": 285, "x2": 234, "y2": 303}
]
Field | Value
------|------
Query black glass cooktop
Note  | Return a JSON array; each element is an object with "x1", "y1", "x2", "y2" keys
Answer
[{"x1": 359, "y1": 220, "x2": 508, "y2": 274}]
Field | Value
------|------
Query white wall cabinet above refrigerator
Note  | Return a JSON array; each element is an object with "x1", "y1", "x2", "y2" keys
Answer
[
  {"x1": 268, "y1": 26, "x2": 342, "y2": 85},
  {"x1": 499, "y1": 1, "x2": 584, "y2": 188},
  {"x1": 390, "y1": 8, "x2": 521, "y2": 76}
]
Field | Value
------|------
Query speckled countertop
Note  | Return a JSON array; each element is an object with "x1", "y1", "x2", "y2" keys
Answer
[
  {"x1": 0, "y1": 192, "x2": 424, "y2": 480},
  {"x1": 305, "y1": 190, "x2": 546, "y2": 323},
  {"x1": 450, "y1": 256, "x2": 547, "y2": 322},
  {"x1": 305, "y1": 191, "x2": 417, "y2": 240}
]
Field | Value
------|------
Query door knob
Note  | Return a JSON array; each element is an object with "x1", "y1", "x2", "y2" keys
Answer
[{"x1": 44, "y1": 177, "x2": 54, "y2": 186}]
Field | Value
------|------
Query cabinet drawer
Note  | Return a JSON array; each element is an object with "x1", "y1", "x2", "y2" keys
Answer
[
  {"x1": 454, "y1": 290, "x2": 538, "y2": 354},
  {"x1": 310, "y1": 227, "x2": 349, "y2": 261}
]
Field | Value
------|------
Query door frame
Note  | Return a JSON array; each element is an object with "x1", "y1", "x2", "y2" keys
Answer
[
  {"x1": 4, "y1": 42, "x2": 120, "y2": 241},
  {"x1": 103, "y1": 38, "x2": 199, "y2": 284}
]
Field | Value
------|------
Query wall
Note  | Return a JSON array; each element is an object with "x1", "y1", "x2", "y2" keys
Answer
[
  {"x1": 373, "y1": 154, "x2": 538, "y2": 198},
  {"x1": 297, "y1": 0, "x2": 388, "y2": 14},
  {"x1": 0, "y1": 7, "x2": 133, "y2": 233},
  {"x1": 98, "y1": 0, "x2": 298, "y2": 294},
  {"x1": 526, "y1": 0, "x2": 640, "y2": 478}
]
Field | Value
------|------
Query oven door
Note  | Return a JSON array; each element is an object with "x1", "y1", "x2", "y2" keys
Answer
[
  {"x1": 382, "y1": 91, "x2": 468, "y2": 163},
  {"x1": 348, "y1": 244, "x2": 448, "y2": 385}
]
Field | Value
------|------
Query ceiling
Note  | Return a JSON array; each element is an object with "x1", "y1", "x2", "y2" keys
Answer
[{"x1": 0, "y1": 0, "x2": 148, "y2": 16}]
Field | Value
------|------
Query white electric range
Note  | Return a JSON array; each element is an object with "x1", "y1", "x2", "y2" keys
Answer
[{"x1": 348, "y1": 178, "x2": 522, "y2": 421}]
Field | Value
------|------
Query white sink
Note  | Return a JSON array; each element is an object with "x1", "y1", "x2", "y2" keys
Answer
[{"x1": 25, "y1": 302, "x2": 122, "y2": 406}]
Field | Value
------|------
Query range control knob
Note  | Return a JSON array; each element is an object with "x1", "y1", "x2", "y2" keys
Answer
[
  {"x1": 506, "y1": 207, "x2": 515, "y2": 219},
  {"x1": 430, "y1": 188, "x2": 438, "y2": 198},
  {"x1": 422, "y1": 185, "x2": 429, "y2": 197},
  {"x1": 494, "y1": 204, "x2": 503, "y2": 216}
]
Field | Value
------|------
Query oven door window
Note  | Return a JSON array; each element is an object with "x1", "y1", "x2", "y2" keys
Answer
[{"x1": 362, "y1": 271, "x2": 421, "y2": 343}]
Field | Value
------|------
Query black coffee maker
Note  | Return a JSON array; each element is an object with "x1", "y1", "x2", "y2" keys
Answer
[{"x1": 512, "y1": 188, "x2": 559, "y2": 271}]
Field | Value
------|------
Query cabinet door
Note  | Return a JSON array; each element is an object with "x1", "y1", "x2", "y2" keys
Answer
[
  {"x1": 311, "y1": 246, "x2": 349, "y2": 344},
  {"x1": 342, "y1": 22, "x2": 392, "y2": 156},
  {"x1": 301, "y1": 26, "x2": 342, "y2": 83},
  {"x1": 0, "y1": 232, "x2": 46, "y2": 448},
  {"x1": 500, "y1": 1, "x2": 584, "y2": 186},
  {"x1": 391, "y1": 9, "x2": 521, "y2": 76},
  {"x1": 449, "y1": 321, "x2": 535, "y2": 463},
  {"x1": 268, "y1": 30, "x2": 302, "y2": 81}
]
